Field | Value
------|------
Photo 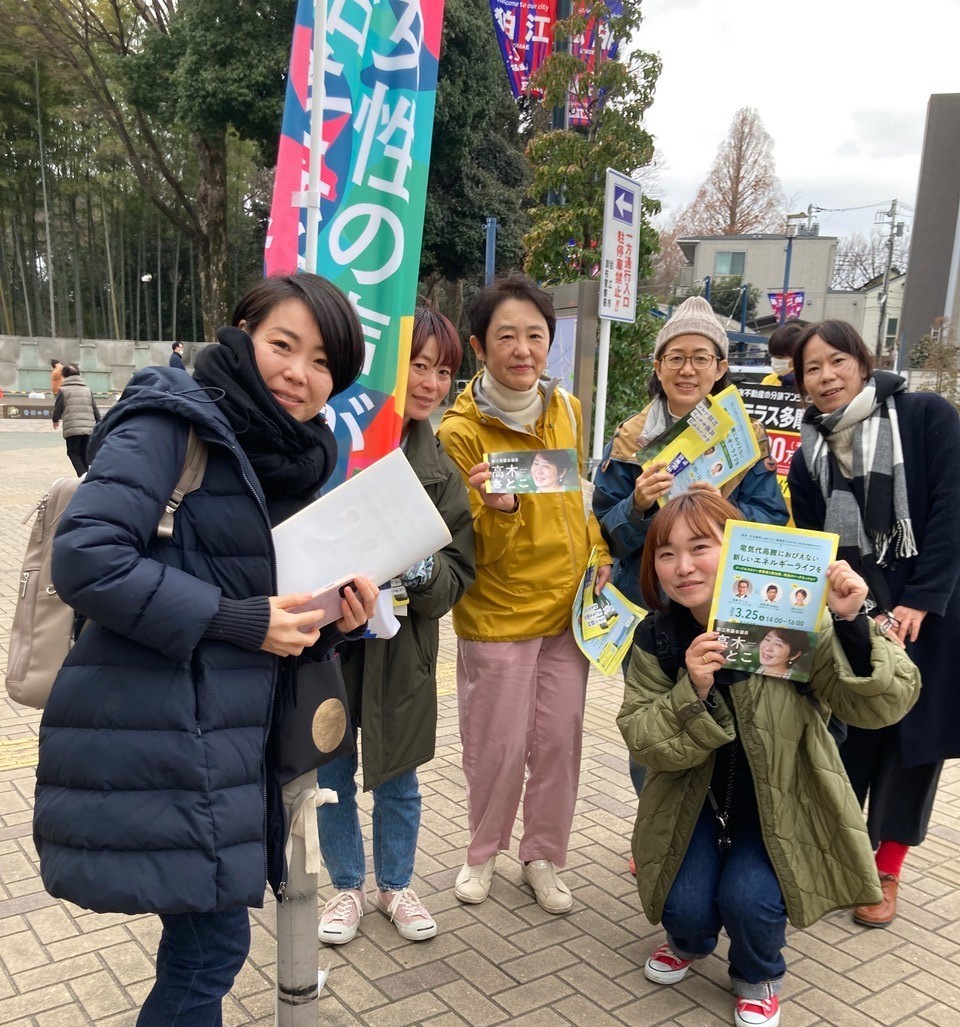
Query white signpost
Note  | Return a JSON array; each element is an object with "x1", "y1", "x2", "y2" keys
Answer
[{"x1": 593, "y1": 169, "x2": 641, "y2": 461}]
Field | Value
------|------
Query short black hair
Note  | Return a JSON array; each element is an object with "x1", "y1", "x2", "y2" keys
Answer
[
  {"x1": 232, "y1": 274, "x2": 365, "y2": 397},
  {"x1": 62, "y1": 364, "x2": 80, "y2": 377},
  {"x1": 171, "y1": 342, "x2": 183, "y2": 353},
  {"x1": 768, "y1": 321, "x2": 804, "y2": 360},
  {"x1": 467, "y1": 273, "x2": 556, "y2": 351},
  {"x1": 51, "y1": 358, "x2": 61, "y2": 368},
  {"x1": 793, "y1": 320, "x2": 874, "y2": 398}
]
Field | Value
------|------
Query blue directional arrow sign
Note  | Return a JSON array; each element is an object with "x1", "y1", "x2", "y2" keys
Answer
[{"x1": 600, "y1": 169, "x2": 642, "y2": 322}]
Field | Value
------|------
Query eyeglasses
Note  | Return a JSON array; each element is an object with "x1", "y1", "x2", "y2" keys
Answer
[{"x1": 659, "y1": 353, "x2": 718, "y2": 370}]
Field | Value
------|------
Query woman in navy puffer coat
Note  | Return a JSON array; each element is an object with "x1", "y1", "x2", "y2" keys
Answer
[{"x1": 33, "y1": 274, "x2": 377, "y2": 1027}]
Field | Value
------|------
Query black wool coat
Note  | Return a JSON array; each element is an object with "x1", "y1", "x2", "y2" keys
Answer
[{"x1": 788, "y1": 390, "x2": 960, "y2": 767}]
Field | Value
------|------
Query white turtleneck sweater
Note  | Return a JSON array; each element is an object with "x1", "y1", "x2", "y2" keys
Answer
[{"x1": 480, "y1": 369, "x2": 543, "y2": 428}]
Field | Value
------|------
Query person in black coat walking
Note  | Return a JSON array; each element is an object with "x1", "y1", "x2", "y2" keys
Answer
[
  {"x1": 788, "y1": 319, "x2": 960, "y2": 929},
  {"x1": 169, "y1": 341, "x2": 186, "y2": 369},
  {"x1": 34, "y1": 274, "x2": 378, "y2": 1026}
]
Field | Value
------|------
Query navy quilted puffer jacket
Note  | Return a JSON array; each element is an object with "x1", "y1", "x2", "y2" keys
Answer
[{"x1": 34, "y1": 367, "x2": 330, "y2": 915}]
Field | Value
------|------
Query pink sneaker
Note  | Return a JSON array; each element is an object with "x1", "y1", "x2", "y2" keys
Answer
[
  {"x1": 644, "y1": 942, "x2": 692, "y2": 984},
  {"x1": 318, "y1": 888, "x2": 364, "y2": 946},
  {"x1": 735, "y1": 995, "x2": 781, "y2": 1027},
  {"x1": 374, "y1": 888, "x2": 437, "y2": 941}
]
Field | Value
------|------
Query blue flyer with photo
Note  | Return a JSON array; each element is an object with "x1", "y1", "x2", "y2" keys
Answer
[{"x1": 707, "y1": 521, "x2": 839, "y2": 683}]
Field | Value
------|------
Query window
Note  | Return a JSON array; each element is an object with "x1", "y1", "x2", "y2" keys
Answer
[
  {"x1": 715, "y1": 251, "x2": 745, "y2": 276},
  {"x1": 885, "y1": 317, "x2": 899, "y2": 348}
]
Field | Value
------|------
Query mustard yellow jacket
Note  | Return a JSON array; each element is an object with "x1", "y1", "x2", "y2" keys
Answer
[{"x1": 438, "y1": 374, "x2": 610, "y2": 641}]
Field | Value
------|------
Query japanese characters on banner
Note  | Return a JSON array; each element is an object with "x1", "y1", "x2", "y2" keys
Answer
[
  {"x1": 767, "y1": 290, "x2": 805, "y2": 322},
  {"x1": 488, "y1": 0, "x2": 620, "y2": 122},
  {"x1": 738, "y1": 382, "x2": 805, "y2": 515},
  {"x1": 265, "y1": 0, "x2": 444, "y2": 487},
  {"x1": 598, "y1": 168, "x2": 640, "y2": 322}
]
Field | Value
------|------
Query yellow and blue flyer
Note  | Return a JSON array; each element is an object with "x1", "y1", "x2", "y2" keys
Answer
[
  {"x1": 572, "y1": 546, "x2": 647, "y2": 675},
  {"x1": 706, "y1": 521, "x2": 839, "y2": 683},
  {"x1": 636, "y1": 393, "x2": 735, "y2": 483},
  {"x1": 667, "y1": 386, "x2": 761, "y2": 498}
]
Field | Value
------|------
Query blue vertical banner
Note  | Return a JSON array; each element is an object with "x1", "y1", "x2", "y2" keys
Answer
[{"x1": 266, "y1": 0, "x2": 445, "y2": 486}]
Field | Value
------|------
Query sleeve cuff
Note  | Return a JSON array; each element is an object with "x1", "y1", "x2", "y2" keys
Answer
[
  {"x1": 204, "y1": 595, "x2": 271, "y2": 652},
  {"x1": 835, "y1": 615, "x2": 872, "y2": 677}
]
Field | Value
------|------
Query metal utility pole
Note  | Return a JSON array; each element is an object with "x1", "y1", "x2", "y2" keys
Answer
[
  {"x1": 875, "y1": 200, "x2": 904, "y2": 360},
  {"x1": 484, "y1": 218, "x2": 498, "y2": 285},
  {"x1": 35, "y1": 62, "x2": 56, "y2": 344}
]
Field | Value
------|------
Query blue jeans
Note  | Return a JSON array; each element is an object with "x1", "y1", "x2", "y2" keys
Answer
[
  {"x1": 136, "y1": 907, "x2": 250, "y2": 1027},
  {"x1": 662, "y1": 805, "x2": 787, "y2": 999},
  {"x1": 316, "y1": 749, "x2": 421, "y2": 891}
]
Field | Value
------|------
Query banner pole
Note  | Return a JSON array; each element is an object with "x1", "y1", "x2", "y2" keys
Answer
[{"x1": 303, "y1": 0, "x2": 327, "y2": 274}]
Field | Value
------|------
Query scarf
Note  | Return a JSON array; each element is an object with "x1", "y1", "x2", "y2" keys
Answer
[
  {"x1": 799, "y1": 369, "x2": 916, "y2": 611},
  {"x1": 193, "y1": 326, "x2": 337, "y2": 526}
]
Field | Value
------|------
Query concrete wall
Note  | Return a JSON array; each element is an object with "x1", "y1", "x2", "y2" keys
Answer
[
  {"x1": 901, "y1": 94, "x2": 960, "y2": 350},
  {"x1": 0, "y1": 336, "x2": 198, "y2": 395}
]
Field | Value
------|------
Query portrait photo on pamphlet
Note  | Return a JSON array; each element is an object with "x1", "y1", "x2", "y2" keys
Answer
[
  {"x1": 707, "y1": 520, "x2": 839, "y2": 683},
  {"x1": 484, "y1": 448, "x2": 580, "y2": 494}
]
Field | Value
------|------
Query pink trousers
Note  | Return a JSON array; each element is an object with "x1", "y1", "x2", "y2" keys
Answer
[{"x1": 457, "y1": 630, "x2": 588, "y2": 867}]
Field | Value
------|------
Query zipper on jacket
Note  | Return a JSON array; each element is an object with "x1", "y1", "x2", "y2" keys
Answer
[{"x1": 235, "y1": 455, "x2": 284, "y2": 894}]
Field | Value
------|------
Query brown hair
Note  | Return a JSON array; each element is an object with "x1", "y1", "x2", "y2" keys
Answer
[
  {"x1": 767, "y1": 321, "x2": 804, "y2": 359},
  {"x1": 412, "y1": 306, "x2": 462, "y2": 373},
  {"x1": 793, "y1": 319, "x2": 874, "y2": 398},
  {"x1": 639, "y1": 491, "x2": 742, "y2": 610}
]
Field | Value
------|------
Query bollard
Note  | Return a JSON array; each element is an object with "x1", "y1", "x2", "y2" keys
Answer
[{"x1": 276, "y1": 773, "x2": 337, "y2": 1026}]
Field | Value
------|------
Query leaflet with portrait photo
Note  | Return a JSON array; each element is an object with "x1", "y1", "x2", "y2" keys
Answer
[
  {"x1": 706, "y1": 520, "x2": 839, "y2": 683},
  {"x1": 634, "y1": 393, "x2": 734, "y2": 475},
  {"x1": 483, "y1": 448, "x2": 581, "y2": 494},
  {"x1": 667, "y1": 386, "x2": 762, "y2": 498},
  {"x1": 572, "y1": 546, "x2": 647, "y2": 675}
]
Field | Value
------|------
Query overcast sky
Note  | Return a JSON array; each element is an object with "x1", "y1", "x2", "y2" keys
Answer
[{"x1": 636, "y1": 0, "x2": 960, "y2": 241}]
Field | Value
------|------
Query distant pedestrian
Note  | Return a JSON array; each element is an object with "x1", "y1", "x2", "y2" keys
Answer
[
  {"x1": 51, "y1": 364, "x2": 101, "y2": 476},
  {"x1": 50, "y1": 359, "x2": 63, "y2": 396},
  {"x1": 169, "y1": 342, "x2": 186, "y2": 370}
]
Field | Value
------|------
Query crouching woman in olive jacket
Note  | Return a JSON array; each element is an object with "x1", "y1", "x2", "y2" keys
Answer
[{"x1": 617, "y1": 491, "x2": 919, "y2": 1027}]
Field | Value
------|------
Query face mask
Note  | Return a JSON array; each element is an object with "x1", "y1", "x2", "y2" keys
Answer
[{"x1": 770, "y1": 357, "x2": 792, "y2": 375}]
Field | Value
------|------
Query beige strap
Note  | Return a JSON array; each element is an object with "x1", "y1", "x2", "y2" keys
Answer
[{"x1": 157, "y1": 426, "x2": 209, "y2": 539}]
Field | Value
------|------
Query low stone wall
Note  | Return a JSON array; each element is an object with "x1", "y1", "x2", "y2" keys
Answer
[{"x1": 0, "y1": 335, "x2": 201, "y2": 395}]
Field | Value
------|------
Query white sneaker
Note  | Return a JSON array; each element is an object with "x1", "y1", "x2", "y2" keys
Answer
[
  {"x1": 374, "y1": 888, "x2": 438, "y2": 941},
  {"x1": 318, "y1": 888, "x2": 364, "y2": 945},
  {"x1": 521, "y1": 859, "x2": 572, "y2": 913},
  {"x1": 454, "y1": 855, "x2": 497, "y2": 903}
]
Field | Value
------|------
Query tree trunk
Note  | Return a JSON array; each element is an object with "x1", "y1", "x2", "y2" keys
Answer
[{"x1": 195, "y1": 132, "x2": 230, "y2": 340}]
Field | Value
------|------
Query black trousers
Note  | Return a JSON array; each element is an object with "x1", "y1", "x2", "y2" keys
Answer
[
  {"x1": 842, "y1": 724, "x2": 943, "y2": 848},
  {"x1": 65, "y1": 434, "x2": 90, "y2": 476}
]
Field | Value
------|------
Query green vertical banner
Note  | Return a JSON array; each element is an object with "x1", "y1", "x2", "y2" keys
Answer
[{"x1": 266, "y1": 0, "x2": 445, "y2": 487}]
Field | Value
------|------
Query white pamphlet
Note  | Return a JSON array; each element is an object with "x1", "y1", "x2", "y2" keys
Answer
[{"x1": 272, "y1": 448, "x2": 452, "y2": 626}]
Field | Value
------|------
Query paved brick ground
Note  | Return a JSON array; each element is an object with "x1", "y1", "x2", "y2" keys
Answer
[{"x1": 2, "y1": 424, "x2": 959, "y2": 1025}]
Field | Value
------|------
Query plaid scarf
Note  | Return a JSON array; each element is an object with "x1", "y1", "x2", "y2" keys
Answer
[{"x1": 799, "y1": 370, "x2": 916, "y2": 611}]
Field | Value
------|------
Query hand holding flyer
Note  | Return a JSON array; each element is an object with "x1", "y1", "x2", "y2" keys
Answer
[
  {"x1": 572, "y1": 547, "x2": 646, "y2": 675},
  {"x1": 706, "y1": 521, "x2": 839, "y2": 683},
  {"x1": 484, "y1": 448, "x2": 581, "y2": 494}
]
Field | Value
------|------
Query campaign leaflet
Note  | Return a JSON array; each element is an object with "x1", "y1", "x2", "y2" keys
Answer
[
  {"x1": 572, "y1": 546, "x2": 646, "y2": 675},
  {"x1": 666, "y1": 386, "x2": 761, "y2": 499},
  {"x1": 484, "y1": 448, "x2": 581, "y2": 494},
  {"x1": 706, "y1": 521, "x2": 839, "y2": 684},
  {"x1": 634, "y1": 393, "x2": 734, "y2": 470}
]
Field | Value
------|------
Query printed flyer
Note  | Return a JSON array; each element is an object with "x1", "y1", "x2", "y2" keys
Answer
[
  {"x1": 706, "y1": 520, "x2": 839, "y2": 683},
  {"x1": 666, "y1": 386, "x2": 762, "y2": 498},
  {"x1": 484, "y1": 448, "x2": 581, "y2": 494},
  {"x1": 634, "y1": 394, "x2": 734, "y2": 469},
  {"x1": 572, "y1": 547, "x2": 647, "y2": 675}
]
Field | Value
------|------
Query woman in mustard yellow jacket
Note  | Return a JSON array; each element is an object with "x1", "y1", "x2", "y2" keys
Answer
[{"x1": 438, "y1": 273, "x2": 611, "y2": 915}]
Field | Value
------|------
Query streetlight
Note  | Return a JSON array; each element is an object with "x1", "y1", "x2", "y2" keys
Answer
[
  {"x1": 141, "y1": 274, "x2": 153, "y2": 341},
  {"x1": 779, "y1": 213, "x2": 808, "y2": 325}
]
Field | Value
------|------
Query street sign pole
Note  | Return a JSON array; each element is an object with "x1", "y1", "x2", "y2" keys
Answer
[{"x1": 594, "y1": 168, "x2": 641, "y2": 463}]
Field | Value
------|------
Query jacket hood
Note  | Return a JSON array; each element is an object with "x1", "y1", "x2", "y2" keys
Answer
[
  {"x1": 88, "y1": 365, "x2": 235, "y2": 464},
  {"x1": 442, "y1": 371, "x2": 561, "y2": 432}
]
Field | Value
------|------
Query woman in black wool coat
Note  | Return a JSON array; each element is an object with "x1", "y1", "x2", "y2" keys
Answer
[{"x1": 788, "y1": 319, "x2": 960, "y2": 930}]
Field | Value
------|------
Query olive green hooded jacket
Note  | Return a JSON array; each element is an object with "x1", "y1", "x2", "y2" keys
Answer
[{"x1": 618, "y1": 615, "x2": 920, "y2": 928}]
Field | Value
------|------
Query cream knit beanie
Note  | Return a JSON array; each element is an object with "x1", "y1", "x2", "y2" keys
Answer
[{"x1": 654, "y1": 296, "x2": 729, "y2": 359}]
